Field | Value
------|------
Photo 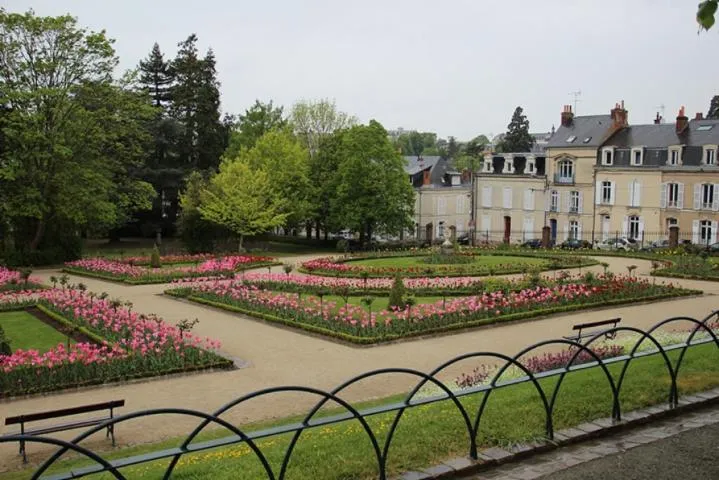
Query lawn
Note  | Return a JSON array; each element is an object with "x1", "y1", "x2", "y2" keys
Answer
[
  {"x1": 323, "y1": 295, "x2": 445, "y2": 312},
  {"x1": 350, "y1": 255, "x2": 548, "y2": 268},
  {"x1": 3, "y1": 342, "x2": 718, "y2": 480},
  {"x1": 0, "y1": 310, "x2": 72, "y2": 353}
]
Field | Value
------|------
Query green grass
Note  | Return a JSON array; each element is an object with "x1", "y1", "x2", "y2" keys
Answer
[
  {"x1": 322, "y1": 295, "x2": 445, "y2": 312},
  {"x1": 2, "y1": 342, "x2": 718, "y2": 480},
  {"x1": 0, "y1": 310, "x2": 73, "y2": 353},
  {"x1": 350, "y1": 255, "x2": 547, "y2": 268}
]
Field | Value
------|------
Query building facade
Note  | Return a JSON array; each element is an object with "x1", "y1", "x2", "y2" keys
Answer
[{"x1": 405, "y1": 156, "x2": 471, "y2": 241}]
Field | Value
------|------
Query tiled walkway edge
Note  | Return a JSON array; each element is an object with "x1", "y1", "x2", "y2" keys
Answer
[{"x1": 395, "y1": 387, "x2": 719, "y2": 479}]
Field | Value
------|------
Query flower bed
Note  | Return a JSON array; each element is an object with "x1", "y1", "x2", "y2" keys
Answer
[
  {"x1": 168, "y1": 276, "x2": 698, "y2": 344},
  {"x1": 0, "y1": 266, "x2": 44, "y2": 292},
  {"x1": 119, "y1": 253, "x2": 216, "y2": 266},
  {"x1": 63, "y1": 255, "x2": 279, "y2": 284},
  {"x1": 0, "y1": 289, "x2": 231, "y2": 397},
  {"x1": 653, "y1": 256, "x2": 719, "y2": 282},
  {"x1": 299, "y1": 253, "x2": 595, "y2": 278}
]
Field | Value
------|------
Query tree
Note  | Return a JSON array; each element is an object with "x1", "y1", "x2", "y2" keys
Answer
[
  {"x1": 0, "y1": 10, "x2": 155, "y2": 253},
  {"x1": 178, "y1": 171, "x2": 220, "y2": 253},
  {"x1": 308, "y1": 131, "x2": 344, "y2": 239},
  {"x1": 198, "y1": 158, "x2": 287, "y2": 251},
  {"x1": 139, "y1": 43, "x2": 173, "y2": 110},
  {"x1": 698, "y1": 1, "x2": 718, "y2": 30},
  {"x1": 225, "y1": 100, "x2": 287, "y2": 155},
  {"x1": 447, "y1": 136, "x2": 460, "y2": 159},
  {"x1": 290, "y1": 99, "x2": 357, "y2": 157},
  {"x1": 498, "y1": 107, "x2": 534, "y2": 153},
  {"x1": 707, "y1": 96, "x2": 719, "y2": 120},
  {"x1": 235, "y1": 130, "x2": 311, "y2": 228},
  {"x1": 171, "y1": 35, "x2": 225, "y2": 171},
  {"x1": 331, "y1": 120, "x2": 415, "y2": 243}
]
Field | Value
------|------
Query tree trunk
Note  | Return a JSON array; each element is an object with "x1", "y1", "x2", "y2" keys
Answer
[
  {"x1": 315, "y1": 221, "x2": 321, "y2": 240},
  {"x1": 29, "y1": 218, "x2": 47, "y2": 251},
  {"x1": 359, "y1": 229, "x2": 365, "y2": 245},
  {"x1": 323, "y1": 229, "x2": 328, "y2": 241},
  {"x1": 238, "y1": 234, "x2": 244, "y2": 252},
  {"x1": 306, "y1": 222, "x2": 312, "y2": 239}
]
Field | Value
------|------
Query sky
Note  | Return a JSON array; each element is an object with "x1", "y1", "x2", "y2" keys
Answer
[{"x1": 5, "y1": 0, "x2": 719, "y2": 140}]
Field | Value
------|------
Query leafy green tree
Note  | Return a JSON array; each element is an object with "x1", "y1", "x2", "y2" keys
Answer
[
  {"x1": 387, "y1": 275, "x2": 406, "y2": 311},
  {"x1": 199, "y1": 158, "x2": 287, "y2": 251},
  {"x1": 454, "y1": 136, "x2": 487, "y2": 172},
  {"x1": 290, "y1": 99, "x2": 357, "y2": 157},
  {"x1": 0, "y1": 10, "x2": 155, "y2": 252},
  {"x1": 447, "y1": 136, "x2": 460, "y2": 159},
  {"x1": 236, "y1": 130, "x2": 311, "y2": 228},
  {"x1": 707, "y1": 95, "x2": 719, "y2": 120},
  {"x1": 308, "y1": 132, "x2": 344, "y2": 239},
  {"x1": 498, "y1": 107, "x2": 534, "y2": 153},
  {"x1": 698, "y1": 1, "x2": 718, "y2": 30},
  {"x1": 225, "y1": 100, "x2": 287, "y2": 155},
  {"x1": 331, "y1": 120, "x2": 415, "y2": 243},
  {"x1": 178, "y1": 171, "x2": 221, "y2": 253}
]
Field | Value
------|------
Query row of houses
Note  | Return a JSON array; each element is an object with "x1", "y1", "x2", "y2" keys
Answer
[{"x1": 406, "y1": 103, "x2": 719, "y2": 245}]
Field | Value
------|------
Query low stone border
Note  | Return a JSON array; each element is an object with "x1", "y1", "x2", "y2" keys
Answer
[{"x1": 394, "y1": 387, "x2": 719, "y2": 479}]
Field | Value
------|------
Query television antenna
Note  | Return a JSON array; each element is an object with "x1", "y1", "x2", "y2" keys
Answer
[
  {"x1": 569, "y1": 90, "x2": 582, "y2": 113},
  {"x1": 655, "y1": 104, "x2": 666, "y2": 119}
]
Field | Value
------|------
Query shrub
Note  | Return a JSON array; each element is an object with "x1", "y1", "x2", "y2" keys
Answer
[
  {"x1": 387, "y1": 275, "x2": 406, "y2": 310},
  {"x1": 0, "y1": 325, "x2": 11, "y2": 356},
  {"x1": 150, "y1": 245, "x2": 162, "y2": 269},
  {"x1": 336, "y1": 239, "x2": 349, "y2": 253}
]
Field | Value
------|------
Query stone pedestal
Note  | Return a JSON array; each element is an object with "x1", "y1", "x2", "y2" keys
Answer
[{"x1": 441, "y1": 238, "x2": 455, "y2": 255}]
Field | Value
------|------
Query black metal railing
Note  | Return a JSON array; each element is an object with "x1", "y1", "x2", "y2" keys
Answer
[{"x1": 1, "y1": 312, "x2": 718, "y2": 480}]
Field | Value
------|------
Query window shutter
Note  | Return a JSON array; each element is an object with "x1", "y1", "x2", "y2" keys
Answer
[
  {"x1": 528, "y1": 190, "x2": 535, "y2": 210},
  {"x1": 482, "y1": 186, "x2": 492, "y2": 208},
  {"x1": 677, "y1": 183, "x2": 685, "y2": 209},
  {"x1": 523, "y1": 189, "x2": 529, "y2": 210},
  {"x1": 694, "y1": 184, "x2": 702, "y2": 210},
  {"x1": 578, "y1": 192, "x2": 583, "y2": 213},
  {"x1": 595, "y1": 181, "x2": 602, "y2": 205},
  {"x1": 692, "y1": 220, "x2": 700, "y2": 244},
  {"x1": 503, "y1": 187, "x2": 512, "y2": 209},
  {"x1": 633, "y1": 182, "x2": 641, "y2": 207},
  {"x1": 629, "y1": 181, "x2": 635, "y2": 207},
  {"x1": 481, "y1": 214, "x2": 490, "y2": 232},
  {"x1": 639, "y1": 218, "x2": 645, "y2": 241},
  {"x1": 577, "y1": 222, "x2": 583, "y2": 241},
  {"x1": 714, "y1": 184, "x2": 719, "y2": 211},
  {"x1": 622, "y1": 216, "x2": 628, "y2": 237},
  {"x1": 556, "y1": 191, "x2": 561, "y2": 213},
  {"x1": 660, "y1": 183, "x2": 667, "y2": 208},
  {"x1": 610, "y1": 181, "x2": 616, "y2": 205},
  {"x1": 564, "y1": 191, "x2": 570, "y2": 212},
  {"x1": 713, "y1": 221, "x2": 718, "y2": 243},
  {"x1": 563, "y1": 221, "x2": 569, "y2": 241}
]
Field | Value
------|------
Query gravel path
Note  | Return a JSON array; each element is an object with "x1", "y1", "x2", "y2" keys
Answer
[{"x1": 0, "y1": 254, "x2": 716, "y2": 471}]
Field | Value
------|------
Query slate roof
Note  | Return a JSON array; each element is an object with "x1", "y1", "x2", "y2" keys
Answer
[
  {"x1": 404, "y1": 155, "x2": 441, "y2": 175},
  {"x1": 602, "y1": 119, "x2": 719, "y2": 148},
  {"x1": 545, "y1": 115, "x2": 613, "y2": 148}
]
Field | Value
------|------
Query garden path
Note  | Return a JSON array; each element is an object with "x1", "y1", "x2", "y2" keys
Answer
[{"x1": 0, "y1": 254, "x2": 717, "y2": 470}]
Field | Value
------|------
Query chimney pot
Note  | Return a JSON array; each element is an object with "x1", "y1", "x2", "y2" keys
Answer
[
  {"x1": 654, "y1": 112, "x2": 662, "y2": 125},
  {"x1": 695, "y1": 112, "x2": 704, "y2": 120},
  {"x1": 676, "y1": 106, "x2": 689, "y2": 134},
  {"x1": 560, "y1": 105, "x2": 574, "y2": 127},
  {"x1": 611, "y1": 101, "x2": 628, "y2": 128}
]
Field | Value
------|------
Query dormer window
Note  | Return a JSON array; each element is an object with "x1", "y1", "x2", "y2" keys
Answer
[
  {"x1": 631, "y1": 147, "x2": 644, "y2": 166},
  {"x1": 450, "y1": 174, "x2": 461, "y2": 186},
  {"x1": 703, "y1": 145, "x2": 717, "y2": 166},
  {"x1": 601, "y1": 147, "x2": 614, "y2": 166},
  {"x1": 668, "y1": 146, "x2": 683, "y2": 166}
]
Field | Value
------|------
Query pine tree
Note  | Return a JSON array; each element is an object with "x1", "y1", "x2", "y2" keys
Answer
[
  {"x1": 707, "y1": 95, "x2": 719, "y2": 119},
  {"x1": 499, "y1": 106, "x2": 534, "y2": 153},
  {"x1": 139, "y1": 43, "x2": 173, "y2": 110}
]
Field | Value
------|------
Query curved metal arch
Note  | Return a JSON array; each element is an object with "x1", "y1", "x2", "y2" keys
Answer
[
  {"x1": 279, "y1": 368, "x2": 472, "y2": 480},
  {"x1": 163, "y1": 386, "x2": 382, "y2": 480},
  {"x1": 32, "y1": 408, "x2": 274, "y2": 480},
  {"x1": 541, "y1": 335, "x2": 622, "y2": 421},
  {"x1": 611, "y1": 327, "x2": 678, "y2": 408},
  {"x1": 0, "y1": 435, "x2": 126, "y2": 480},
  {"x1": 414, "y1": 351, "x2": 552, "y2": 452}
]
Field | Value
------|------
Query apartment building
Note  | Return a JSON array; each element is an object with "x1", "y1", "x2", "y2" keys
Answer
[{"x1": 405, "y1": 156, "x2": 471, "y2": 241}]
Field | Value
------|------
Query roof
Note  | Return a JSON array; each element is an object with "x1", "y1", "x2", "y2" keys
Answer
[
  {"x1": 602, "y1": 118, "x2": 719, "y2": 148},
  {"x1": 403, "y1": 155, "x2": 441, "y2": 175},
  {"x1": 546, "y1": 115, "x2": 613, "y2": 148}
]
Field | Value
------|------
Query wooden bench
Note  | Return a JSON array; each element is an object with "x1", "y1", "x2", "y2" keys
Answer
[
  {"x1": 4, "y1": 399, "x2": 124, "y2": 463},
  {"x1": 564, "y1": 318, "x2": 621, "y2": 343}
]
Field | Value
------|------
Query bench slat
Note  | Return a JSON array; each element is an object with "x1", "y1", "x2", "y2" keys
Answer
[
  {"x1": 571, "y1": 318, "x2": 621, "y2": 331},
  {"x1": 5, "y1": 400, "x2": 124, "y2": 426},
  {"x1": 21, "y1": 417, "x2": 112, "y2": 436}
]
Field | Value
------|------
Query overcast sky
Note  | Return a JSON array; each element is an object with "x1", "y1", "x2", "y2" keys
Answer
[{"x1": 5, "y1": 0, "x2": 718, "y2": 140}]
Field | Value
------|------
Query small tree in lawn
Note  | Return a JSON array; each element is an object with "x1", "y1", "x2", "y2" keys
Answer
[
  {"x1": 405, "y1": 296, "x2": 416, "y2": 321},
  {"x1": 359, "y1": 270, "x2": 370, "y2": 290},
  {"x1": 361, "y1": 296, "x2": 375, "y2": 318},
  {"x1": 59, "y1": 274, "x2": 69, "y2": 290},
  {"x1": 49, "y1": 275, "x2": 58, "y2": 288},
  {"x1": 150, "y1": 245, "x2": 162, "y2": 269},
  {"x1": 317, "y1": 288, "x2": 330, "y2": 315},
  {"x1": 177, "y1": 318, "x2": 200, "y2": 341},
  {"x1": 199, "y1": 158, "x2": 288, "y2": 252},
  {"x1": 627, "y1": 265, "x2": 637, "y2": 278},
  {"x1": 19, "y1": 269, "x2": 32, "y2": 287},
  {"x1": 283, "y1": 263, "x2": 294, "y2": 277},
  {"x1": 338, "y1": 286, "x2": 351, "y2": 309},
  {"x1": 600, "y1": 262, "x2": 610, "y2": 275},
  {"x1": 388, "y1": 275, "x2": 406, "y2": 311}
]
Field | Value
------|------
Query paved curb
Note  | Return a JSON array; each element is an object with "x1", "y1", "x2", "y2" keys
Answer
[{"x1": 393, "y1": 387, "x2": 719, "y2": 479}]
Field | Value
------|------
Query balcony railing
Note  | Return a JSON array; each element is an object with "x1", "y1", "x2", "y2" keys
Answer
[{"x1": 554, "y1": 174, "x2": 575, "y2": 185}]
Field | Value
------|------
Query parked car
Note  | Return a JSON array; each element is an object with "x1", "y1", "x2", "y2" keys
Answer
[
  {"x1": 594, "y1": 237, "x2": 637, "y2": 251},
  {"x1": 641, "y1": 239, "x2": 670, "y2": 252},
  {"x1": 521, "y1": 238, "x2": 544, "y2": 249},
  {"x1": 456, "y1": 234, "x2": 471, "y2": 245},
  {"x1": 708, "y1": 242, "x2": 719, "y2": 252},
  {"x1": 559, "y1": 238, "x2": 592, "y2": 250}
]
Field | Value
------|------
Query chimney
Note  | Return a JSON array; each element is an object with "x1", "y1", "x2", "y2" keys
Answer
[
  {"x1": 695, "y1": 112, "x2": 704, "y2": 121},
  {"x1": 560, "y1": 105, "x2": 574, "y2": 127},
  {"x1": 610, "y1": 100, "x2": 628, "y2": 128},
  {"x1": 654, "y1": 112, "x2": 663, "y2": 125},
  {"x1": 422, "y1": 169, "x2": 431, "y2": 185},
  {"x1": 675, "y1": 106, "x2": 689, "y2": 134}
]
